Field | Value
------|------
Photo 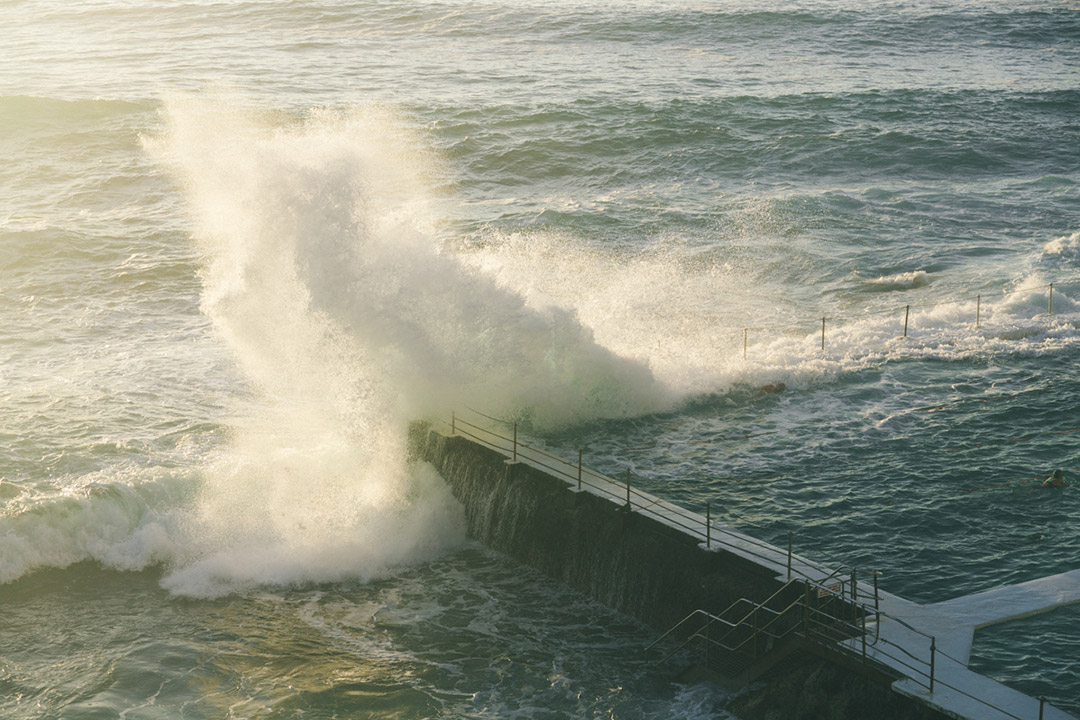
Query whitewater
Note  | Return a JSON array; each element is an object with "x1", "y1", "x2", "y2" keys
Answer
[{"x1": 1, "y1": 0, "x2": 1078, "y2": 717}]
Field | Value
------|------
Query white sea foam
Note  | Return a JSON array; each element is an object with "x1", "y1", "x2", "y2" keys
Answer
[
  {"x1": 862, "y1": 270, "x2": 930, "y2": 291},
  {"x1": 0, "y1": 472, "x2": 191, "y2": 584},
  {"x1": 460, "y1": 229, "x2": 1080, "y2": 400},
  {"x1": 140, "y1": 93, "x2": 672, "y2": 596},
  {"x1": 1043, "y1": 230, "x2": 1080, "y2": 258}
]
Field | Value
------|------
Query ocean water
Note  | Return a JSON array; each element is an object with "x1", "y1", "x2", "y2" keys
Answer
[{"x1": 2, "y1": 0, "x2": 1079, "y2": 717}]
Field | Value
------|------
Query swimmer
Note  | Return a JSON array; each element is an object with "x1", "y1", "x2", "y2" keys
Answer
[
  {"x1": 756, "y1": 382, "x2": 787, "y2": 396},
  {"x1": 1043, "y1": 469, "x2": 1068, "y2": 488}
]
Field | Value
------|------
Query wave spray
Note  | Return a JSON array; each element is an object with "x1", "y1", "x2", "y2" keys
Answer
[{"x1": 147, "y1": 94, "x2": 669, "y2": 596}]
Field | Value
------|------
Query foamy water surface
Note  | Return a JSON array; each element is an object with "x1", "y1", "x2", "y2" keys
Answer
[{"x1": 1, "y1": 0, "x2": 1078, "y2": 716}]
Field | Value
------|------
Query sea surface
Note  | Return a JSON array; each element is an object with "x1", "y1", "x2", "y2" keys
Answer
[{"x1": 2, "y1": 1, "x2": 1079, "y2": 717}]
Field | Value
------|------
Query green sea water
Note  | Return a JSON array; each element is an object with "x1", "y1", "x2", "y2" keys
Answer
[{"x1": 1, "y1": 1, "x2": 1079, "y2": 716}]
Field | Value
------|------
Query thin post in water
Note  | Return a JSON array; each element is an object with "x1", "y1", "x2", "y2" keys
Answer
[
  {"x1": 929, "y1": 637, "x2": 936, "y2": 692},
  {"x1": 903, "y1": 305, "x2": 910, "y2": 337},
  {"x1": 577, "y1": 449, "x2": 582, "y2": 491}
]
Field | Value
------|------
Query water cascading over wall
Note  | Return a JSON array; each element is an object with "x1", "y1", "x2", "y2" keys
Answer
[
  {"x1": 409, "y1": 424, "x2": 958, "y2": 720},
  {"x1": 409, "y1": 423, "x2": 783, "y2": 631}
]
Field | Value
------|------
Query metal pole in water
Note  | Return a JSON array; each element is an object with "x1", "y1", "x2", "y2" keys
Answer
[
  {"x1": 1049, "y1": 283, "x2": 1054, "y2": 315},
  {"x1": 577, "y1": 449, "x2": 582, "y2": 491},
  {"x1": 929, "y1": 637, "x2": 936, "y2": 693},
  {"x1": 903, "y1": 305, "x2": 910, "y2": 337},
  {"x1": 513, "y1": 422, "x2": 518, "y2": 462},
  {"x1": 706, "y1": 501, "x2": 711, "y2": 548}
]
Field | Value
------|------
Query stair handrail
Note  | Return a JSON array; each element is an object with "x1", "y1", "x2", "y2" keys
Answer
[{"x1": 644, "y1": 609, "x2": 733, "y2": 660}]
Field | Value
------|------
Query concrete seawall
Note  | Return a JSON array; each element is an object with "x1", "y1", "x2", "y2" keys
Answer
[
  {"x1": 409, "y1": 423, "x2": 782, "y2": 632},
  {"x1": 409, "y1": 422, "x2": 1076, "y2": 720}
]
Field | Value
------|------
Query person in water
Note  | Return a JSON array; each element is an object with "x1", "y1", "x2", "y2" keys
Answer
[
  {"x1": 1043, "y1": 469, "x2": 1068, "y2": 487},
  {"x1": 756, "y1": 382, "x2": 786, "y2": 396}
]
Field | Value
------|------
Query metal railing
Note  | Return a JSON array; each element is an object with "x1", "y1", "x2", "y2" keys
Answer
[
  {"x1": 448, "y1": 408, "x2": 851, "y2": 590},
  {"x1": 645, "y1": 576, "x2": 1057, "y2": 720},
  {"x1": 439, "y1": 410, "x2": 1068, "y2": 720}
]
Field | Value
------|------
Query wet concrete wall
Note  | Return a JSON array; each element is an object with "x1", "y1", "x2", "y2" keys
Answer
[
  {"x1": 408, "y1": 424, "x2": 953, "y2": 720},
  {"x1": 409, "y1": 424, "x2": 782, "y2": 632}
]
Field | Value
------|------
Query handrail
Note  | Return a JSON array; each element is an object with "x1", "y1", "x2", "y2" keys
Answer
[
  {"x1": 644, "y1": 608, "x2": 721, "y2": 658},
  {"x1": 450, "y1": 411, "x2": 938, "y2": 636},
  {"x1": 449, "y1": 412, "x2": 856, "y2": 591},
  {"x1": 650, "y1": 585, "x2": 1058, "y2": 720},
  {"x1": 453, "y1": 410, "x2": 939, "y2": 647},
  {"x1": 443, "y1": 413, "x2": 1066, "y2": 720},
  {"x1": 715, "y1": 577, "x2": 802, "y2": 630}
]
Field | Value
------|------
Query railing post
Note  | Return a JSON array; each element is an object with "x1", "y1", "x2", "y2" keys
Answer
[
  {"x1": 821, "y1": 317, "x2": 826, "y2": 352},
  {"x1": 577, "y1": 449, "x2": 582, "y2": 491},
  {"x1": 787, "y1": 532, "x2": 792, "y2": 580},
  {"x1": 861, "y1": 609, "x2": 867, "y2": 662},
  {"x1": 705, "y1": 616, "x2": 711, "y2": 667},
  {"x1": 976, "y1": 294, "x2": 981, "y2": 327},
  {"x1": 851, "y1": 568, "x2": 858, "y2": 624},
  {"x1": 929, "y1": 637, "x2": 936, "y2": 693},
  {"x1": 513, "y1": 422, "x2": 518, "y2": 462},
  {"x1": 903, "y1": 305, "x2": 910, "y2": 337},
  {"x1": 872, "y1": 571, "x2": 880, "y2": 622},
  {"x1": 752, "y1": 608, "x2": 759, "y2": 657},
  {"x1": 1040, "y1": 696, "x2": 1047, "y2": 720},
  {"x1": 743, "y1": 328, "x2": 748, "y2": 360},
  {"x1": 1049, "y1": 283, "x2": 1054, "y2": 315},
  {"x1": 859, "y1": 608, "x2": 868, "y2": 660},
  {"x1": 803, "y1": 582, "x2": 812, "y2": 633},
  {"x1": 625, "y1": 468, "x2": 631, "y2": 508},
  {"x1": 706, "y1": 502, "x2": 711, "y2": 548},
  {"x1": 451, "y1": 410, "x2": 456, "y2": 435}
]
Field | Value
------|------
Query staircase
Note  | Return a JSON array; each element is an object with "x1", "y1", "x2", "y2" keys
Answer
[{"x1": 646, "y1": 575, "x2": 884, "y2": 690}]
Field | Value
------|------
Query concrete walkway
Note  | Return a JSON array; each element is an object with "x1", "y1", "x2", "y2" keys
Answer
[
  {"x1": 449, "y1": 420, "x2": 1079, "y2": 720},
  {"x1": 867, "y1": 570, "x2": 1080, "y2": 720}
]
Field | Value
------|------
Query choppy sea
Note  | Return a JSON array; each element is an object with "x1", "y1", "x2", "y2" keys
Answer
[{"x1": 2, "y1": 1, "x2": 1078, "y2": 717}]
